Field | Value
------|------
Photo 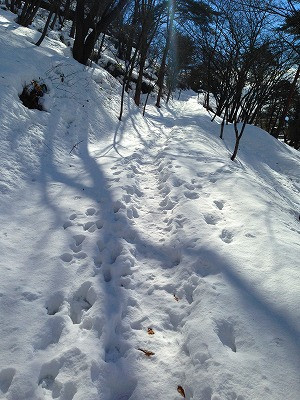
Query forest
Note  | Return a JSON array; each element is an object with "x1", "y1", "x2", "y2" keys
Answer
[{"x1": 3, "y1": 0, "x2": 300, "y2": 150}]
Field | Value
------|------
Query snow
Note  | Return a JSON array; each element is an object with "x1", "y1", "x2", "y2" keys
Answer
[{"x1": 0, "y1": 8, "x2": 300, "y2": 400}]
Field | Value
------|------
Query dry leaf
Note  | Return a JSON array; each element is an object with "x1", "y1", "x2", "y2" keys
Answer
[
  {"x1": 177, "y1": 385, "x2": 185, "y2": 398},
  {"x1": 138, "y1": 348, "x2": 155, "y2": 357},
  {"x1": 174, "y1": 294, "x2": 179, "y2": 302},
  {"x1": 147, "y1": 327, "x2": 155, "y2": 335}
]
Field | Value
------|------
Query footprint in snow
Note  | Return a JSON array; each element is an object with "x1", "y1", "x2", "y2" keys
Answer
[
  {"x1": 160, "y1": 196, "x2": 176, "y2": 210},
  {"x1": 34, "y1": 316, "x2": 65, "y2": 350},
  {"x1": 123, "y1": 194, "x2": 131, "y2": 204},
  {"x1": 194, "y1": 262, "x2": 220, "y2": 277},
  {"x1": 60, "y1": 253, "x2": 73, "y2": 263},
  {"x1": 220, "y1": 229, "x2": 234, "y2": 243},
  {"x1": 102, "y1": 268, "x2": 112, "y2": 282},
  {"x1": 63, "y1": 221, "x2": 73, "y2": 229},
  {"x1": 83, "y1": 220, "x2": 103, "y2": 232},
  {"x1": 45, "y1": 292, "x2": 64, "y2": 315},
  {"x1": 73, "y1": 251, "x2": 87, "y2": 259},
  {"x1": 184, "y1": 191, "x2": 200, "y2": 200},
  {"x1": 69, "y1": 282, "x2": 97, "y2": 324},
  {"x1": 184, "y1": 183, "x2": 195, "y2": 191},
  {"x1": 0, "y1": 368, "x2": 16, "y2": 394},
  {"x1": 93, "y1": 255, "x2": 102, "y2": 269},
  {"x1": 38, "y1": 359, "x2": 61, "y2": 396},
  {"x1": 159, "y1": 185, "x2": 171, "y2": 196},
  {"x1": 69, "y1": 234, "x2": 86, "y2": 253},
  {"x1": 38, "y1": 360, "x2": 78, "y2": 399},
  {"x1": 203, "y1": 213, "x2": 221, "y2": 225},
  {"x1": 214, "y1": 200, "x2": 225, "y2": 210},
  {"x1": 39, "y1": 349, "x2": 85, "y2": 398},
  {"x1": 127, "y1": 206, "x2": 139, "y2": 219},
  {"x1": 172, "y1": 178, "x2": 185, "y2": 187},
  {"x1": 245, "y1": 232, "x2": 256, "y2": 238},
  {"x1": 21, "y1": 291, "x2": 40, "y2": 302},
  {"x1": 63, "y1": 213, "x2": 77, "y2": 229},
  {"x1": 105, "y1": 341, "x2": 130, "y2": 363},
  {"x1": 215, "y1": 319, "x2": 237, "y2": 352},
  {"x1": 85, "y1": 207, "x2": 96, "y2": 216}
]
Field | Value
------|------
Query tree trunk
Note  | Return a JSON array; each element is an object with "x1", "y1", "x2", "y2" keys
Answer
[
  {"x1": 220, "y1": 106, "x2": 228, "y2": 139},
  {"x1": 119, "y1": 62, "x2": 130, "y2": 121},
  {"x1": 70, "y1": 18, "x2": 76, "y2": 38},
  {"x1": 231, "y1": 120, "x2": 247, "y2": 161},
  {"x1": 143, "y1": 85, "x2": 153, "y2": 116},
  {"x1": 72, "y1": 0, "x2": 129, "y2": 65},
  {"x1": 156, "y1": 2, "x2": 174, "y2": 108},
  {"x1": 50, "y1": 11, "x2": 58, "y2": 30},
  {"x1": 125, "y1": 41, "x2": 140, "y2": 92},
  {"x1": 275, "y1": 64, "x2": 300, "y2": 138},
  {"x1": 155, "y1": 41, "x2": 169, "y2": 108},
  {"x1": 17, "y1": 0, "x2": 42, "y2": 27},
  {"x1": 61, "y1": 0, "x2": 71, "y2": 26},
  {"x1": 134, "y1": 49, "x2": 147, "y2": 106},
  {"x1": 35, "y1": 9, "x2": 54, "y2": 46}
]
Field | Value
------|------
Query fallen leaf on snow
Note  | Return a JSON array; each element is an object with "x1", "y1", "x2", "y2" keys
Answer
[
  {"x1": 138, "y1": 348, "x2": 155, "y2": 357},
  {"x1": 177, "y1": 385, "x2": 185, "y2": 397}
]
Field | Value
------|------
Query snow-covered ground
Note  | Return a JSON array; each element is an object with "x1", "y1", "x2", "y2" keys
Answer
[{"x1": 0, "y1": 8, "x2": 300, "y2": 400}]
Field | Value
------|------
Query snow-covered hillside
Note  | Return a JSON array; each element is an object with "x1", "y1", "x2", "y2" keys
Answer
[{"x1": 0, "y1": 8, "x2": 300, "y2": 400}]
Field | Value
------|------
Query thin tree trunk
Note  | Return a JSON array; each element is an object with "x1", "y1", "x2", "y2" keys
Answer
[
  {"x1": 220, "y1": 106, "x2": 228, "y2": 139},
  {"x1": 275, "y1": 64, "x2": 300, "y2": 138},
  {"x1": 61, "y1": 0, "x2": 71, "y2": 26},
  {"x1": 95, "y1": 32, "x2": 106, "y2": 62},
  {"x1": 50, "y1": 11, "x2": 58, "y2": 30},
  {"x1": 143, "y1": 85, "x2": 153, "y2": 116},
  {"x1": 155, "y1": 41, "x2": 169, "y2": 108},
  {"x1": 134, "y1": 50, "x2": 147, "y2": 106},
  {"x1": 119, "y1": 77, "x2": 127, "y2": 121},
  {"x1": 231, "y1": 120, "x2": 247, "y2": 161},
  {"x1": 125, "y1": 44, "x2": 139, "y2": 92},
  {"x1": 35, "y1": 9, "x2": 54, "y2": 46},
  {"x1": 70, "y1": 18, "x2": 76, "y2": 37},
  {"x1": 156, "y1": 2, "x2": 174, "y2": 108},
  {"x1": 119, "y1": 62, "x2": 130, "y2": 121}
]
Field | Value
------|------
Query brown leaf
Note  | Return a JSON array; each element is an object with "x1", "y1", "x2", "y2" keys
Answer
[
  {"x1": 174, "y1": 294, "x2": 179, "y2": 302},
  {"x1": 138, "y1": 348, "x2": 155, "y2": 357},
  {"x1": 147, "y1": 327, "x2": 155, "y2": 335},
  {"x1": 177, "y1": 385, "x2": 185, "y2": 398}
]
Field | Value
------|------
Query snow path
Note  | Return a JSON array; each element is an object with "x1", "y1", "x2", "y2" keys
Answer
[
  {"x1": 1, "y1": 95, "x2": 299, "y2": 400},
  {"x1": 0, "y1": 9, "x2": 300, "y2": 399}
]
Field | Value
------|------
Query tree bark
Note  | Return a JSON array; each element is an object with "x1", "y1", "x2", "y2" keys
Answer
[
  {"x1": 156, "y1": 2, "x2": 174, "y2": 108},
  {"x1": 35, "y1": 8, "x2": 54, "y2": 46}
]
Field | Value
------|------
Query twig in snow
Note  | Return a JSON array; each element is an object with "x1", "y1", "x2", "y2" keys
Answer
[{"x1": 69, "y1": 140, "x2": 84, "y2": 154}]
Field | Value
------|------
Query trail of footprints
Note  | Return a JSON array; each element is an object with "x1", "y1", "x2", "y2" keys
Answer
[
  {"x1": 37, "y1": 193, "x2": 142, "y2": 399},
  {"x1": 34, "y1": 139, "x2": 239, "y2": 399},
  {"x1": 134, "y1": 146, "x2": 241, "y2": 398}
]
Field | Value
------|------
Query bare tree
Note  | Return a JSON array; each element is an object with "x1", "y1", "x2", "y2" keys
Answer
[{"x1": 72, "y1": 0, "x2": 130, "y2": 65}]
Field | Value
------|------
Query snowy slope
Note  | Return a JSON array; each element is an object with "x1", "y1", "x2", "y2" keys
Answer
[{"x1": 0, "y1": 8, "x2": 300, "y2": 400}]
